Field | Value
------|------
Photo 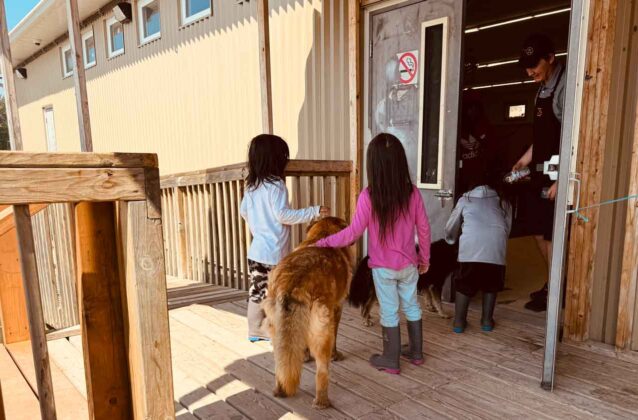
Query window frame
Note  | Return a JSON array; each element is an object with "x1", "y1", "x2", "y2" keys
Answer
[
  {"x1": 106, "y1": 16, "x2": 125, "y2": 58},
  {"x1": 181, "y1": 0, "x2": 212, "y2": 26},
  {"x1": 416, "y1": 17, "x2": 449, "y2": 190},
  {"x1": 82, "y1": 29, "x2": 97, "y2": 69},
  {"x1": 61, "y1": 44, "x2": 73, "y2": 78},
  {"x1": 137, "y1": 0, "x2": 161, "y2": 45}
]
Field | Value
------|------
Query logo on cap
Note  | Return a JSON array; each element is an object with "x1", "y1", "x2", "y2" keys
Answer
[{"x1": 525, "y1": 46, "x2": 535, "y2": 56}]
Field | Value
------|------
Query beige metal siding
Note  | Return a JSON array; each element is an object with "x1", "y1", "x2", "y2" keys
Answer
[{"x1": 15, "y1": 0, "x2": 350, "y2": 175}]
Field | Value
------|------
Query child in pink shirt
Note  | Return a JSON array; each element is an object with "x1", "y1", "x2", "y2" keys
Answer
[{"x1": 317, "y1": 133, "x2": 431, "y2": 374}]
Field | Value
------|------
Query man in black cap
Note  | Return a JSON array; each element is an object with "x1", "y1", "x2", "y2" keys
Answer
[{"x1": 512, "y1": 34, "x2": 566, "y2": 312}]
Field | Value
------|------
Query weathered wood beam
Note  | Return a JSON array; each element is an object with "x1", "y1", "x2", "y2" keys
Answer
[
  {"x1": 13, "y1": 205, "x2": 57, "y2": 420},
  {"x1": 257, "y1": 0, "x2": 273, "y2": 134},
  {"x1": 0, "y1": 168, "x2": 146, "y2": 205},
  {"x1": 0, "y1": 152, "x2": 158, "y2": 169},
  {"x1": 349, "y1": 0, "x2": 362, "y2": 225},
  {"x1": 564, "y1": 0, "x2": 619, "y2": 341},
  {"x1": 65, "y1": 0, "x2": 93, "y2": 151},
  {"x1": 615, "y1": 90, "x2": 638, "y2": 350},
  {"x1": 0, "y1": 0, "x2": 22, "y2": 151},
  {"x1": 124, "y1": 201, "x2": 174, "y2": 419},
  {"x1": 75, "y1": 202, "x2": 133, "y2": 418}
]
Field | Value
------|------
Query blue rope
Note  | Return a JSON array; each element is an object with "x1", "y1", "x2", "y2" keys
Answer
[{"x1": 572, "y1": 194, "x2": 638, "y2": 223}]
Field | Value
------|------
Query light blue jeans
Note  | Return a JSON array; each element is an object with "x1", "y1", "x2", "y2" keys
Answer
[{"x1": 372, "y1": 265, "x2": 422, "y2": 327}]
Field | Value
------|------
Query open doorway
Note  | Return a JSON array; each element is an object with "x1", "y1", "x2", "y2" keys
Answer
[{"x1": 460, "y1": 0, "x2": 572, "y2": 317}]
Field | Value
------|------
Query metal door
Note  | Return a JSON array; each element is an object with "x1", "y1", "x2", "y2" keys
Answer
[
  {"x1": 43, "y1": 106, "x2": 57, "y2": 152},
  {"x1": 366, "y1": 0, "x2": 463, "y2": 241}
]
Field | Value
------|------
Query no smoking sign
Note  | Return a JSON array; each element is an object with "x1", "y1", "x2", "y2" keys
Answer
[{"x1": 397, "y1": 50, "x2": 419, "y2": 85}]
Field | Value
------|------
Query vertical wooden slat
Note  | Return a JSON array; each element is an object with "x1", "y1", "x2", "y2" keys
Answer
[
  {"x1": 176, "y1": 187, "x2": 189, "y2": 280},
  {"x1": 224, "y1": 182, "x2": 236, "y2": 288},
  {"x1": 75, "y1": 202, "x2": 132, "y2": 419},
  {"x1": 348, "y1": 0, "x2": 362, "y2": 232},
  {"x1": 203, "y1": 185, "x2": 212, "y2": 283},
  {"x1": 238, "y1": 181, "x2": 248, "y2": 290},
  {"x1": 565, "y1": 0, "x2": 619, "y2": 341},
  {"x1": 124, "y1": 201, "x2": 174, "y2": 419},
  {"x1": 615, "y1": 91, "x2": 638, "y2": 350},
  {"x1": 13, "y1": 204, "x2": 57, "y2": 420},
  {"x1": 64, "y1": 0, "x2": 93, "y2": 151},
  {"x1": 257, "y1": 0, "x2": 273, "y2": 134},
  {"x1": 0, "y1": 220, "x2": 30, "y2": 345},
  {"x1": 231, "y1": 181, "x2": 241, "y2": 289},
  {"x1": 293, "y1": 177, "x2": 302, "y2": 246},
  {"x1": 199, "y1": 185, "x2": 208, "y2": 282},
  {"x1": 186, "y1": 187, "x2": 196, "y2": 281},
  {"x1": 218, "y1": 183, "x2": 229, "y2": 287},
  {"x1": 211, "y1": 183, "x2": 222, "y2": 286},
  {"x1": 323, "y1": 176, "x2": 333, "y2": 216}
]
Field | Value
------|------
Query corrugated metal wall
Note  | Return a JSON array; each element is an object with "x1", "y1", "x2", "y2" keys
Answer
[{"x1": 15, "y1": 0, "x2": 350, "y2": 175}]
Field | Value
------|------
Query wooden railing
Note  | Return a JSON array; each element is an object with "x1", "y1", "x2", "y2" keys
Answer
[
  {"x1": 0, "y1": 151, "x2": 174, "y2": 419},
  {"x1": 160, "y1": 159, "x2": 352, "y2": 290}
]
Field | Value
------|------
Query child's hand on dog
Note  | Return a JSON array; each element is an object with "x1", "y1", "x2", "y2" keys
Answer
[
  {"x1": 418, "y1": 263, "x2": 429, "y2": 275},
  {"x1": 319, "y1": 206, "x2": 330, "y2": 217}
]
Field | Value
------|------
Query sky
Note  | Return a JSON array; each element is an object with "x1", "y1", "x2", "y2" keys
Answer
[{"x1": 6, "y1": 0, "x2": 40, "y2": 31}]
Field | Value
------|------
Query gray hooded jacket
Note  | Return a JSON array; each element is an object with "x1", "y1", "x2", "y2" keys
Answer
[{"x1": 445, "y1": 186, "x2": 512, "y2": 266}]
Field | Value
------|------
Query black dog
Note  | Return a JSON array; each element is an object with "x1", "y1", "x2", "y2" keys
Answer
[{"x1": 348, "y1": 240, "x2": 459, "y2": 326}]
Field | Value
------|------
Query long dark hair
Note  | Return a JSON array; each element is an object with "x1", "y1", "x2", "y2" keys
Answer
[
  {"x1": 366, "y1": 133, "x2": 413, "y2": 243},
  {"x1": 246, "y1": 134, "x2": 290, "y2": 189}
]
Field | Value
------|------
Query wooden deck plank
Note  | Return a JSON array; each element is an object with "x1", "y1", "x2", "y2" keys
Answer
[
  {"x1": 6, "y1": 341, "x2": 88, "y2": 419},
  {"x1": 171, "y1": 307, "x2": 377, "y2": 418},
  {"x1": 0, "y1": 345, "x2": 41, "y2": 420},
  {"x1": 168, "y1": 317, "x2": 346, "y2": 419},
  {"x1": 47, "y1": 338, "x2": 87, "y2": 398}
]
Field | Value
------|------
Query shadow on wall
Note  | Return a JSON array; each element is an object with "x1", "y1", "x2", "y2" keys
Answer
[{"x1": 294, "y1": 4, "x2": 350, "y2": 162}]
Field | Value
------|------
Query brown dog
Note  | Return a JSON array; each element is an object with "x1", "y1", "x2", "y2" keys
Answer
[{"x1": 262, "y1": 217, "x2": 351, "y2": 410}]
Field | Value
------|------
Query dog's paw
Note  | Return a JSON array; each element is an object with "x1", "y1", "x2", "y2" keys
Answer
[
  {"x1": 362, "y1": 318, "x2": 374, "y2": 327},
  {"x1": 332, "y1": 350, "x2": 345, "y2": 362},
  {"x1": 312, "y1": 397, "x2": 332, "y2": 410},
  {"x1": 424, "y1": 304, "x2": 436, "y2": 313},
  {"x1": 273, "y1": 385, "x2": 288, "y2": 399}
]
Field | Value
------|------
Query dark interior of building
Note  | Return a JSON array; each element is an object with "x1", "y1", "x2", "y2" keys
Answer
[{"x1": 461, "y1": 0, "x2": 571, "y2": 314}]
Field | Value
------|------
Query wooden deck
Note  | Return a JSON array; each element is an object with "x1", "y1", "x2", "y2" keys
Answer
[{"x1": 2, "y1": 289, "x2": 638, "y2": 419}]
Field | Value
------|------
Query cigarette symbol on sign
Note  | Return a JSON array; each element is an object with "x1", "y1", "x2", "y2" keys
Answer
[{"x1": 398, "y1": 51, "x2": 418, "y2": 85}]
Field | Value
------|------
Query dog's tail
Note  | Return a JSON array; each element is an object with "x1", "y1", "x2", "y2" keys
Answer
[
  {"x1": 270, "y1": 293, "x2": 309, "y2": 397},
  {"x1": 348, "y1": 256, "x2": 374, "y2": 308}
]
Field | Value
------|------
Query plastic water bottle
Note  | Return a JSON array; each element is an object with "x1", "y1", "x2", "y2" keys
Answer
[{"x1": 503, "y1": 167, "x2": 531, "y2": 184}]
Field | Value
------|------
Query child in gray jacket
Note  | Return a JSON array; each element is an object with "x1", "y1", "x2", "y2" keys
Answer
[{"x1": 445, "y1": 174, "x2": 512, "y2": 333}]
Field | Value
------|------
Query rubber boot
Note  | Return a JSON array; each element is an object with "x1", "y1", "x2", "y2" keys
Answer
[
  {"x1": 401, "y1": 319, "x2": 424, "y2": 365},
  {"x1": 370, "y1": 326, "x2": 401, "y2": 374},
  {"x1": 453, "y1": 292, "x2": 470, "y2": 333},
  {"x1": 247, "y1": 300, "x2": 269, "y2": 342},
  {"x1": 481, "y1": 293, "x2": 497, "y2": 331}
]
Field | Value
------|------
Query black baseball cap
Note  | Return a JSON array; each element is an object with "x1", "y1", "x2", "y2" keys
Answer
[{"x1": 518, "y1": 34, "x2": 555, "y2": 68}]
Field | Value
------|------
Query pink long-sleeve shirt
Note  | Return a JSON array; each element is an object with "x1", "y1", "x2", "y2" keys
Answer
[{"x1": 316, "y1": 186, "x2": 431, "y2": 270}]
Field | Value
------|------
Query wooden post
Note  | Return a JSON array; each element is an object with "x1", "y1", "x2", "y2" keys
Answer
[
  {"x1": 615, "y1": 97, "x2": 638, "y2": 350},
  {"x1": 257, "y1": 0, "x2": 273, "y2": 134},
  {"x1": 0, "y1": 0, "x2": 22, "y2": 151},
  {"x1": 564, "y1": 0, "x2": 619, "y2": 341},
  {"x1": 13, "y1": 205, "x2": 56, "y2": 420},
  {"x1": 65, "y1": 0, "x2": 93, "y2": 151},
  {"x1": 0, "y1": 2, "x2": 57, "y2": 418},
  {"x1": 125, "y1": 201, "x2": 174, "y2": 419},
  {"x1": 75, "y1": 202, "x2": 132, "y2": 419},
  {"x1": 348, "y1": 0, "x2": 362, "y2": 254}
]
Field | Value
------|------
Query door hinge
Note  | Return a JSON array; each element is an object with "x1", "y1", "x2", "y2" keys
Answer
[{"x1": 369, "y1": 40, "x2": 373, "y2": 58}]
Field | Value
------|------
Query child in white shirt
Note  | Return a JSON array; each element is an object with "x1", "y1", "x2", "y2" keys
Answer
[{"x1": 240, "y1": 134, "x2": 328, "y2": 342}]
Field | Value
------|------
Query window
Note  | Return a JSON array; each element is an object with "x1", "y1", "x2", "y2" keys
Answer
[
  {"x1": 61, "y1": 44, "x2": 73, "y2": 78},
  {"x1": 138, "y1": 0, "x2": 161, "y2": 44},
  {"x1": 181, "y1": 0, "x2": 211, "y2": 25},
  {"x1": 82, "y1": 30, "x2": 96, "y2": 68},
  {"x1": 507, "y1": 103, "x2": 526, "y2": 120},
  {"x1": 106, "y1": 16, "x2": 125, "y2": 58},
  {"x1": 416, "y1": 18, "x2": 448, "y2": 189}
]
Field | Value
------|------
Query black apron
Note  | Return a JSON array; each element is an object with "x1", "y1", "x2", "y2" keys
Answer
[{"x1": 531, "y1": 66, "x2": 565, "y2": 188}]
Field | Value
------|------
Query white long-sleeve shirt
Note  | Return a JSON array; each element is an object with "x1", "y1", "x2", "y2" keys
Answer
[{"x1": 240, "y1": 180, "x2": 319, "y2": 265}]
